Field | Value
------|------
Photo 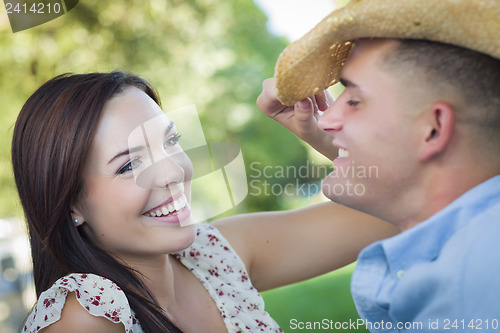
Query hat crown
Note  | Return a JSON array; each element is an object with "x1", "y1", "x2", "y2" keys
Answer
[{"x1": 275, "y1": 0, "x2": 500, "y2": 105}]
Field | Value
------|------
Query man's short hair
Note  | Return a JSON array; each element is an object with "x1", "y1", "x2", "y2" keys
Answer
[{"x1": 381, "y1": 39, "x2": 500, "y2": 152}]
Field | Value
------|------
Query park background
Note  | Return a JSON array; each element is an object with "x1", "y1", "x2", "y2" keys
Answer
[{"x1": 0, "y1": 0, "x2": 371, "y2": 332}]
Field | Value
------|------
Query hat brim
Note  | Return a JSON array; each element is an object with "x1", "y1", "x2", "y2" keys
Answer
[{"x1": 275, "y1": 0, "x2": 500, "y2": 106}]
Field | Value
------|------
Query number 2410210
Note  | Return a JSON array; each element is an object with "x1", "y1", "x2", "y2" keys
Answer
[{"x1": 5, "y1": 2, "x2": 62, "y2": 14}]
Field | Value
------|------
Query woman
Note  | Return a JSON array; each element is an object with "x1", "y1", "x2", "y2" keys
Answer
[{"x1": 12, "y1": 72, "x2": 397, "y2": 332}]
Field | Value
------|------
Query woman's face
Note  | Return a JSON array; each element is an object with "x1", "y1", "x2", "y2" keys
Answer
[{"x1": 73, "y1": 86, "x2": 196, "y2": 261}]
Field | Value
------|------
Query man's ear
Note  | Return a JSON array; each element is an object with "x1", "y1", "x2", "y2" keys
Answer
[{"x1": 419, "y1": 102, "x2": 456, "y2": 161}]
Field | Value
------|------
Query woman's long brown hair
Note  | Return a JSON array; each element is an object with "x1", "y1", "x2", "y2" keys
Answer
[{"x1": 12, "y1": 72, "x2": 182, "y2": 332}]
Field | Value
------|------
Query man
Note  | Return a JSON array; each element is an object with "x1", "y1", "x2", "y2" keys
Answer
[{"x1": 257, "y1": 0, "x2": 500, "y2": 331}]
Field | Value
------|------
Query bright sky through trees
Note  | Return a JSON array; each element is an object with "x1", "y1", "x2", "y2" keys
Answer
[{"x1": 253, "y1": 0, "x2": 336, "y2": 41}]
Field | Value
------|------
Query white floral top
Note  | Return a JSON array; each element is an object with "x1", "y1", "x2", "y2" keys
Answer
[{"x1": 23, "y1": 224, "x2": 282, "y2": 333}]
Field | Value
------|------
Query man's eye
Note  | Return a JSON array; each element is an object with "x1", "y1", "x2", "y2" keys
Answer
[
  {"x1": 117, "y1": 158, "x2": 141, "y2": 175},
  {"x1": 164, "y1": 133, "x2": 181, "y2": 148}
]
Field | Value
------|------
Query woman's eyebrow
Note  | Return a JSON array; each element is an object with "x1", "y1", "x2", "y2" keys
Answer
[
  {"x1": 108, "y1": 146, "x2": 144, "y2": 164},
  {"x1": 164, "y1": 120, "x2": 174, "y2": 136},
  {"x1": 107, "y1": 120, "x2": 174, "y2": 165}
]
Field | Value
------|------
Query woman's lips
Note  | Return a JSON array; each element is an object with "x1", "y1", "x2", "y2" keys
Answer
[
  {"x1": 143, "y1": 193, "x2": 188, "y2": 217},
  {"x1": 144, "y1": 203, "x2": 191, "y2": 225}
]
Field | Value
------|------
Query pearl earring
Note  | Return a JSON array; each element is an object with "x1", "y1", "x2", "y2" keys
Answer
[{"x1": 74, "y1": 219, "x2": 79, "y2": 224}]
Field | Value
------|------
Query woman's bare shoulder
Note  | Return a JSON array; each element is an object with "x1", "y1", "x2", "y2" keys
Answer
[{"x1": 40, "y1": 292, "x2": 125, "y2": 333}]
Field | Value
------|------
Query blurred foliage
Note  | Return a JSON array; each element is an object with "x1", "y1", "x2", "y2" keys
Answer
[
  {"x1": 0, "y1": 0, "x2": 327, "y2": 218},
  {"x1": 0, "y1": 1, "x2": 365, "y2": 331},
  {"x1": 262, "y1": 264, "x2": 369, "y2": 333}
]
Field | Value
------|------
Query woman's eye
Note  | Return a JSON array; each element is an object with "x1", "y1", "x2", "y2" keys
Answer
[
  {"x1": 164, "y1": 133, "x2": 181, "y2": 148},
  {"x1": 117, "y1": 158, "x2": 141, "y2": 175},
  {"x1": 347, "y1": 100, "x2": 360, "y2": 107}
]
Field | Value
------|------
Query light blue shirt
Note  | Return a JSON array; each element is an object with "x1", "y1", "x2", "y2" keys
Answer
[{"x1": 351, "y1": 175, "x2": 500, "y2": 332}]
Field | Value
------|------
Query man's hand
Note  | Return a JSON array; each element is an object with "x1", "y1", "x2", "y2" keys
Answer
[{"x1": 256, "y1": 78, "x2": 337, "y2": 160}]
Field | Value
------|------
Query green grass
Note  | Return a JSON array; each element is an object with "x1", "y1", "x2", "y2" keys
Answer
[{"x1": 261, "y1": 264, "x2": 369, "y2": 333}]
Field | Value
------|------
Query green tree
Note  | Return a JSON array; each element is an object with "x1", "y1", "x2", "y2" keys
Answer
[
  {"x1": 0, "y1": 2, "x2": 366, "y2": 332},
  {"x1": 0, "y1": 0, "x2": 315, "y2": 218}
]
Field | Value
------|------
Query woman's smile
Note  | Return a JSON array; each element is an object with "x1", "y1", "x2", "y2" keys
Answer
[
  {"x1": 143, "y1": 192, "x2": 188, "y2": 217},
  {"x1": 143, "y1": 192, "x2": 192, "y2": 225}
]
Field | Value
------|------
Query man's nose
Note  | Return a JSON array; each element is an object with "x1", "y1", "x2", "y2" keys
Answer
[{"x1": 318, "y1": 98, "x2": 344, "y2": 133}]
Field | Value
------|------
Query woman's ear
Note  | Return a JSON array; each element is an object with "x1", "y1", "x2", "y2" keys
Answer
[
  {"x1": 70, "y1": 204, "x2": 85, "y2": 226},
  {"x1": 419, "y1": 102, "x2": 456, "y2": 161}
]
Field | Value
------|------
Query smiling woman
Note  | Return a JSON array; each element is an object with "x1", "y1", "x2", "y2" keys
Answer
[
  {"x1": 12, "y1": 72, "x2": 187, "y2": 332},
  {"x1": 11, "y1": 71, "x2": 398, "y2": 333},
  {"x1": 72, "y1": 86, "x2": 196, "y2": 258},
  {"x1": 12, "y1": 72, "x2": 287, "y2": 333}
]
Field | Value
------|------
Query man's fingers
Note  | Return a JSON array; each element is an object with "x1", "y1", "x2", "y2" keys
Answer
[
  {"x1": 315, "y1": 89, "x2": 336, "y2": 111},
  {"x1": 295, "y1": 98, "x2": 315, "y2": 123},
  {"x1": 315, "y1": 91, "x2": 329, "y2": 111},
  {"x1": 257, "y1": 78, "x2": 287, "y2": 117},
  {"x1": 325, "y1": 89, "x2": 335, "y2": 106},
  {"x1": 261, "y1": 78, "x2": 276, "y2": 97}
]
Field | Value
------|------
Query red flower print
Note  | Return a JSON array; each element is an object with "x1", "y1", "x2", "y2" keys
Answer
[{"x1": 43, "y1": 298, "x2": 55, "y2": 308}]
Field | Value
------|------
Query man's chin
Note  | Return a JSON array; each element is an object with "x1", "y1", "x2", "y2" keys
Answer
[{"x1": 321, "y1": 177, "x2": 367, "y2": 208}]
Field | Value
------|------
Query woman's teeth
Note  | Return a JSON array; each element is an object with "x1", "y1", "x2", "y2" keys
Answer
[
  {"x1": 338, "y1": 148, "x2": 350, "y2": 158},
  {"x1": 145, "y1": 194, "x2": 188, "y2": 217}
]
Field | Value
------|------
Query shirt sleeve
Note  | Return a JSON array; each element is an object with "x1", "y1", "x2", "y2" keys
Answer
[{"x1": 23, "y1": 273, "x2": 142, "y2": 333}]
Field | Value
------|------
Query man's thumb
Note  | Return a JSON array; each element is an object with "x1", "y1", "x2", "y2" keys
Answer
[{"x1": 295, "y1": 98, "x2": 314, "y2": 123}]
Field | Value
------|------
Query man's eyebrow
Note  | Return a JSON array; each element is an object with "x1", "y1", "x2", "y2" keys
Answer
[
  {"x1": 339, "y1": 77, "x2": 358, "y2": 89},
  {"x1": 108, "y1": 120, "x2": 175, "y2": 165}
]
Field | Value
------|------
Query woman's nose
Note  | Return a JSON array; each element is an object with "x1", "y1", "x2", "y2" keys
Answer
[{"x1": 135, "y1": 151, "x2": 186, "y2": 189}]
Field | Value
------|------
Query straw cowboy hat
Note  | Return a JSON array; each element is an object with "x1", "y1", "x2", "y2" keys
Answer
[{"x1": 274, "y1": 0, "x2": 500, "y2": 106}]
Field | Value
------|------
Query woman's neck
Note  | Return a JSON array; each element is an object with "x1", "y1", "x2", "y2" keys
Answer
[{"x1": 121, "y1": 253, "x2": 178, "y2": 309}]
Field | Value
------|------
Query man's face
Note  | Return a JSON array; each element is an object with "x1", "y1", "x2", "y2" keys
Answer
[{"x1": 318, "y1": 39, "x2": 423, "y2": 224}]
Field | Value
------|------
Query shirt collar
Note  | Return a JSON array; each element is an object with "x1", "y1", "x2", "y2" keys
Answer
[{"x1": 363, "y1": 175, "x2": 500, "y2": 276}]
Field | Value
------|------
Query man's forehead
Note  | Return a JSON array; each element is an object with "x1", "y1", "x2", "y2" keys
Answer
[{"x1": 342, "y1": 39, "x2": 401, "y2": 77}]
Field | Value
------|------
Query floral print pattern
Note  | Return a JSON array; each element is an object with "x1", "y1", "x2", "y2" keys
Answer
[
  {"x1": 173, "y1": 224, "x2": 283, "y2": 333},
  {"x1": 23, "y1": 224, "x2": 282, "y2": 333},
  {"x1": 23, "y1": 273, "x2": 141, "y2": 333}
]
